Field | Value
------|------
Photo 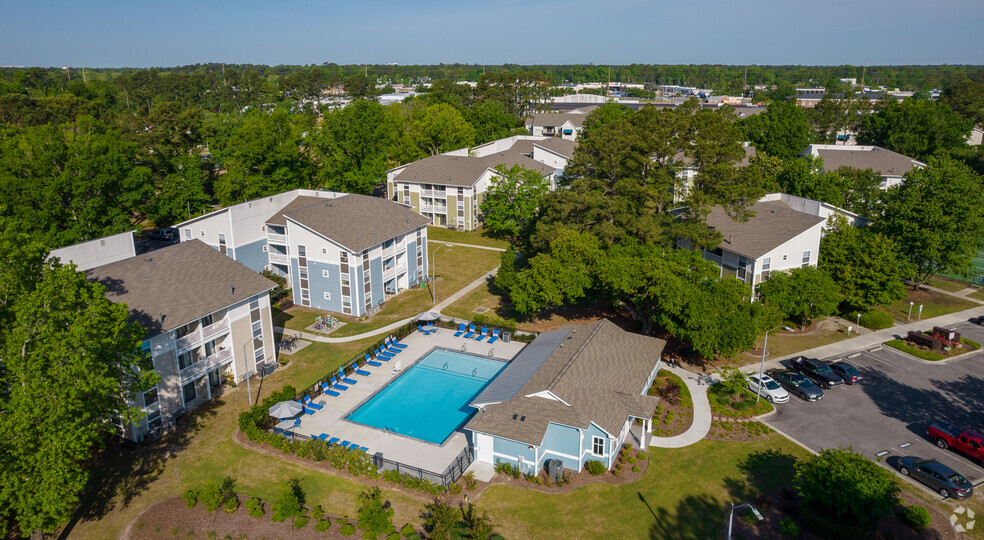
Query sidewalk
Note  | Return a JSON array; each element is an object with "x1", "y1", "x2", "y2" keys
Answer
[{"x1": 647, "y1": 364, "x2": 716, "y2": 448}]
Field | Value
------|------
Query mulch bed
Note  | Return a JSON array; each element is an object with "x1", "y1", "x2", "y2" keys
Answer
[
  {"x1": 728, "y1": 486, "x2": 958, "y2": 540},
  {"x1": 648, "y1": 370, "x2": 694, "y2": 438},
  {"x1": 125, "y1": 495, "x2": 389, "y2": 540},
  {"x1": 705, "y1": 418, "x2": 775, "y2": 442}
]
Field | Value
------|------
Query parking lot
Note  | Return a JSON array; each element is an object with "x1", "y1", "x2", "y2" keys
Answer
[{"x1": 764, "y1": 320, "x2": 984, "y2": 491}]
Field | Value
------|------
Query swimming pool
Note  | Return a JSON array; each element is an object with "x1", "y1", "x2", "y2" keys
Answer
[{"x1": 346, "y1": 348, "x2": 506, "y2": 444}]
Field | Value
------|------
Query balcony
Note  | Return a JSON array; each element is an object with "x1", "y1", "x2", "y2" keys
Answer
[
  {"x1": 175, "y1": 329, "x2": 202, "y2": 351},
  {"x1": 268, "y1": 252, "x2": 289, "y2": 265},
  {"x1": 421, "y1": 205, "x2": 447, "y2": 214},
  {"x1": 382, "y1": 244, "x2": 396, "y2": 259},
  {"x1": 201, "y1": 318, "x2": 230, "y2": 341},
  {"x1": 179, "y1": 348, "x2": 234, "y2": 383},
  {"x1": 267, "y1": 232, "x2": 287, "y2": 244}
]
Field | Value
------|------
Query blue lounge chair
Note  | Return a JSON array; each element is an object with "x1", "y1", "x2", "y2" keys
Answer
[
  {"x1": 418, "y1": 324, "x2": 431, "y2": 335},
  {"x1": 426, "y1": 322, "x2": 438, "y2": 333},
  {"x1": 376, "y1": 347, "x2": 395, "y2": 359},
  {"x1": 358, "y1": 446, "x2": 369, "y2": 452},
  {"x1": 328, "y1": 437, "x2": 340, "y2": 446},
  {"x1": 365, "y1": 354, "x2": 382, "y2": 367},
  {"x1": 373, "y1": 351, "x2": 391, "y2": 363},
  {"x1": 274, "y1": 428, "x2": 287, "y2": 436},
  {"x1": 464, "y1": 324, "x2": 476, "y2": 339},
  {"x1": 453, "y1": 323, "x2": 466, "y2": 337},
  {"x1": 303, "y1": 406, "x2": 317, "y2": 415},
  {"x1": 475, "y1": 327, "x2": 489, "y2": 342},
  {"x1": 292, "y1": 417, "x2": 301, "y2": 428},
  {"x1": 487, "y1": 329, "x2": 499, "y2": 344},
  {"x1": 352, "y1": 363, "x2": 371, "y2": 377},
  {"x1": 304, "y1": 396, "x2": 324, "y2": 410},
  {"x1": 382, "y1": 342, "x2": 401, "y2": 354},
  {"x1": 339, "y1": 370, "x2": 357, "y2": 385},
  {"x1": 319, "y1": 433, "x2": 330, "y2": 441},
  {"x1": 348, "y1": 442, "x2": 361, "y2": 450},
  {"x1": 387, "y1": 336, "x2": 408, "y2": 349},
  {"x1": 321, "y1": 382, "x2": 340, "y2": 397},
  {"x1": 340, "y1": 440, "x2": 351, "y2": 448},
  {"x1": 330, "y1": 376, "x2": 348, "y2": 391}
]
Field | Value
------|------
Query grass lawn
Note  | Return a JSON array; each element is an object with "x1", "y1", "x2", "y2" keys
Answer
[
  {"x1": 477, "y1": 436, "x2": 808, "y2": 540},
  {"x1": 878, "y1": 288, "x2": 978, "y2": 322},
  {"x1": 751, "y1": 322, "x2": 851, "y2": 360},
  {"x1": 426, "y1": 226, "x2": 508, "y2": 250},
  {"x1": 707, "y1": 386, "x2": 774, "y2": 418},
  {"x1": 67, "y1": 338, "x2": 428, "y2": 539},
  {"x1": 926, "y1": 275, "x2": 970, "y2": 293},
  {"x1": 970, "y1": 289, "x2": 984, "y2": 302}
]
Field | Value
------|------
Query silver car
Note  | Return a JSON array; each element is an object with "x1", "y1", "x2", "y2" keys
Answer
[{"x1": 747, "y1": 374, "x2": 790, "y2": 403}]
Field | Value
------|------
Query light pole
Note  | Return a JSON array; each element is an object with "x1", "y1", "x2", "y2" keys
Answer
[
  {"x1": 757, "y1": 326, "x2": 782, "y2": 403},
  {"x1": 431, "y1": 244, "x2": 452, "y2": 304},
  {"x1": 908, "y1": 301, "x2": 914, "y2": 320},
  {"x1": 728, "y1": 502, "x2": 763, "y2": 540},
  {"x1": 918, "y1": 304, "x2": 923, "y2": 319},
  {"x1": 242, "y1": 336, "x2": 264, "y2": 407}
]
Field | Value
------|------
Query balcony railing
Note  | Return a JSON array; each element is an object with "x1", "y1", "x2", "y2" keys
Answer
[
  {"x1": 201, "y1": 318, "x2": 230, "y2": 341},
  {"x1": 268, "y1": 252, "x2": 289, "y2": 265},
  {"x1": 179, "y1": 348, "x2": 234, "y2": 383},
  {"x1": 382, "y1": 245, "x2": 396, "y2": 258},
  {"x1": 175, "y1": 329, "x2": 202, "y2": 351},
  {"x1": 421, "y1": 205, "x2": 447, "y2": 213},
  {"x1": 267, "y1": 232, "x2": 287, "y2": 244}
]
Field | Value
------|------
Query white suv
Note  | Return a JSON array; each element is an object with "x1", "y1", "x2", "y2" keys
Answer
[{"x1": 747, "y1": 374, "x2": 790, "y2": 403}]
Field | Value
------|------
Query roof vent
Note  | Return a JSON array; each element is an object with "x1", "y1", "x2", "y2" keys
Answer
[
  {"x1": 520, "y1": 415, "x2": 526, "y2": 421},
  {"x1": 230, "y1": 285, "x2": 235, "y2": 296},
  {"x1": 158, "y1": 311, "x2": 164, "y2": 323},
  {"x1": 512, "y1": 414, "x2": 518, "y2": 420}
]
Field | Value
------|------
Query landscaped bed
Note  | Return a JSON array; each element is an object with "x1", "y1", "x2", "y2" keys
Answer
[
  {"x1": 647, "y1": 369, "x2": 693, "y2": 438},
  {"x1": 707, "y1": 384, "x2": 774, "y2": 419},
  {"x1": 707, "y1": 420, "x2": 774, "y2": 442},
  {"x1": 885, "y1": 334, "x2": 981, "y2": 361}
]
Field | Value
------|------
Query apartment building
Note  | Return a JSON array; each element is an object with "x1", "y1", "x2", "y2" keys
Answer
[
  {"x1": 802, "y1": 144, "x2": 925, "y2": 189},
  {"x1": 86, "y1": 240, "x2": 277, "y2": 441}
]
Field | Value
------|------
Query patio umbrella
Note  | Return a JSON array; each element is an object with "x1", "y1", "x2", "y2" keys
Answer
[
  {"x1": 416, "y1": 311, "x2": 440, "y2": 321},
  {"x1": 268, "y1": 400, "x2": 303, "y2": 419}
]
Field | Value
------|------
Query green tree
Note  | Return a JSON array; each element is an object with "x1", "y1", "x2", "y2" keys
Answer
[
  {"x1": 857, "y1": 98, "x2": 972, "y2": 160},
  {"x1": 356, "y1": 487, "x2": 394, "y2": 539},
  {"x1": 941, "y1": 78, "x2": 984, "y2": 126},
  {"x1": 718, "y1": 366, "x2": 748, "y2": 398},
  {"x1": 461, "y1": 504, "x2": 501, "y2": 540},
  {"x1": 465, "y1": 101, "x2": 520, "y2": 145},
  {"x1": 479, "y1": 165, "x2": 551, "y2": 249},
  {"x1": 741, "y1": 100, "x2": 811, "y2": 159},
  {"x1": 874, "y1": 156, "x2": 984, "y2": 284},
  {"x1": 820, "y1": 216, "x2": 907, "y2": 309},
  {"x1": 314, "y1": 98, "x2": 394, "y2": 194},
  {"x1": 149, "y1": 153, "x2": 212, "y2": 226},
  {"x1": 420, "y1": 500, "x2": 461, "y2": 540},
  {"x1": 0, "y1": 220, "x2": 157, "y2": 535},
  {"x1": 795, "y1": 447, "x2": 899, "y2": 536},
  {"x1": 271, "y1": 479, "x2": 305, "y2": 525},
  {"x1": 344, "y1": 74, "x2": 377, "y2": 100},
  {"x1": 756, "y1": 266, "x2": 840, "y2": 327},
  {"x1": 408, "y1": 103, "x2": 475, "y2": 156}
]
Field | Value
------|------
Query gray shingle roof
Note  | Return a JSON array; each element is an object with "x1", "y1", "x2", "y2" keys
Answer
[
  {"x1": 481, "y1": 151, "x2": 557, "y2": 176},
  {"x1": 533, "y1": 137, "x2": 578, "y2": 158},
  {"x1": 816, "y1": 147, "x2": 921, "y2": 176},
  {"x1": 465, "y1": 319, "x2": 663, "y2": 446},
  {"x1": 525, "y1": 113, "x2": 586, "y2": 128},
  {"x1": 705, "y1": 200, "x2": 825, "y2": 259},
  {"x1": 271, "y1": 195, "x2": 430, "y2": 253},
  {"x1": 393, "y1": 155, "x2": 492, "y2": 187},
  {"x1": 86, "y1": 240, "x2": 276, "y2": 336}
]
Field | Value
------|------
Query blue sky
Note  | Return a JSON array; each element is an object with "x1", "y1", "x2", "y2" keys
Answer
[{"x1": 2, "y1": 0, "x2": 982, "y2": 67}]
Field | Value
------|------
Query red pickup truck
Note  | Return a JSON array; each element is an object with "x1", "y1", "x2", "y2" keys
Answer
[{"x1": 928, "y1": 422, "x2": 984, "y2": 464}]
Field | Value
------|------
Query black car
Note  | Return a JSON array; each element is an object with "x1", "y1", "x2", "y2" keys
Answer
[
  {"x1": 148, "y1": 228, "x2": 178, "y2": 242},
  {"x1": 897, "y1": 457, "x2": 974, "y2": 499},
  {"x1": 789, "y1": 356, "x2": 843, "y2": 389},
  {"x1": 767, "y1": 369, "x2": 824, "y2": 402},
  {"x1": 829, "y1": 361, "x2": 864, "y2": 385}
]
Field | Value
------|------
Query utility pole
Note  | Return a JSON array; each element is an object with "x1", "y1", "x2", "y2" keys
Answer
[{"x1": 81, "y1": 62, "x2": 87, "y2": 83}]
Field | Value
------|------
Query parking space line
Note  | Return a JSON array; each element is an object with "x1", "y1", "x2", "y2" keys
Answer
[
  {"x1": 869, "y1": 347, "x2": 882, "y2": 352},
  {"x1": 899, "y1": 442, "x2": 912, "y2": 448},
  {"x1": 876, "y1": 450, "x2": 891, "y2": 457},
  {"x1": 848, "y1": 353, "x2": 861, "y2": 358}
]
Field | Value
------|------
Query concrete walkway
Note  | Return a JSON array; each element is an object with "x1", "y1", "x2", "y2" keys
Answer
[
  {"x1": 440, "y1": 241, "x2": 506, "y2": 252},
  {"x1": 275, "y1": 266, "x2": 499, "y2": 344},
  {"x1": 647, "y1": 364, "x2": 717, "y2": 448}
]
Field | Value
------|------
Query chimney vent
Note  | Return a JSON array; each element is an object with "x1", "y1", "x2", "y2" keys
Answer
[{"x1": 230, "y1": 285, "x2": 235, "y2": 296}]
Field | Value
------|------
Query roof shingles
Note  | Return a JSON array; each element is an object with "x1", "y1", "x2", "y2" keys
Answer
[{"x1": 704, "y1": 200, "x2": 825, "y2": 259}]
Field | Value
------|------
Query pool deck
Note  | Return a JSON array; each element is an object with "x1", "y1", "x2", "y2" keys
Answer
[{"x1": 279, "y1": 328, "x2": 527, "y2": 474}]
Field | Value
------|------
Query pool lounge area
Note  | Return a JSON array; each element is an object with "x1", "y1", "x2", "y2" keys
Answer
[{"x1": 277, "y1": 328, "x2": 526, "y2": 474}]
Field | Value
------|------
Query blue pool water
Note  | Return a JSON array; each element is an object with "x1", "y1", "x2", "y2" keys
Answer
[{"x1": 346, "y1": 349, "x2": 506, "y2": 444}]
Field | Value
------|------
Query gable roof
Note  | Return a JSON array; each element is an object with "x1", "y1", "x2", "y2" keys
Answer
[
  {"x1": 815, "y1": 146, "x2": 922, "y2": 176},
  {"x1": 86, "y1": 240, "x2": 276, "y2": 336},
  {"x1": 533, "y1": 137, "x2": 578, "y2": 158},
  {"x1": 466, "y1": 319, "x2": 663, "y2": 446},
  {"x1": 392, "y1": 154, "x2": 492, "y2": 187},
  {"x1": 704, "y1": 200, "x2": 824, "y2": 259},
  {"x1": 269, "y1": 195, "x2": 430, "y2": 253},
  {"x1": 480, "y1": 151, "x2": 557, "y2": 176},
  {"x1": 525, "y1": 113, "x2": 586, "y2": 128}
]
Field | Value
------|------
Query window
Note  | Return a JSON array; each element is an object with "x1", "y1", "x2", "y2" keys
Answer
[
  {"x1": 592, "y1": 436, "x2": 605, "y2": 456},
  {"x1": 249, "y1": 296, "x2": 260, "y2": 310},
  {"x1": 218, "y1": 233, "x2": 226, "y2": 245},
  {"x1": 182, "y1": 381, "x2": 197, "y2": 404},
  {"x1": 322, "y1": 247, "x2": 327, "y2": 254},
  {"x1": 324, "y1": 292, "x2": 331, "y2": 300},
  {"x1": 299, "y1": 267, "x2": 308, "y2": 280},
  {"x1": 322, "y1": 269, "x2": 330, "y2": 278},
  {"x1": 200, "y1": 314, "x2": 213, "y2": 328},
  {"x1": 144, "y1": 387, "x2": 159, "y2": 407},
  {"x1": 200, "y1": 230, "x2": 205, "y2": 237},
  {"x1": 184, "y1": 228, "x2": 192, "y2": 240},
  {"x1": 146, "y1": 409, "x2": 162, "y2": 430},
  {"x1": 252, "y1": 320, "x2": 262, "y2": 338},
  {"x1": 297, "y1": 245, "x2": 307, "y2": 257},
  {"x1": 341, "y1": 274, "x2": 350, "y2": 287},
  {"x1": 782, "y1": 254, "x2": 787, "y2": 261},
  {"x1": 762, "y1": 258, "x2": 771, "y2": 271},
  {"x1": 175, "y1": 323, "x2": 193, "y2": 339},
  {"x1": 802, "y1": 250, "x2": 811, "y2": 267},
  {"x1": 177, "y1": 351, "x2": 196, "y2": 371},
  {"x1": 140, "y1": 340, "x2": 152, "y2": 358},
  {"x1": 711, "y1": 247, "x2": 723, "y2": 257},
  {"x1": 300, "y1": 288, "x2": 310, "y2": 301},
  {"x1": 261, "y1": 225, "x2": 265, "y2": 232},
  {"x1": 342, "y1": 297, "x2": 352, "y2": 308},
  {"x1": 737, "y1": 256, "x2": 748, "y2": 281}
]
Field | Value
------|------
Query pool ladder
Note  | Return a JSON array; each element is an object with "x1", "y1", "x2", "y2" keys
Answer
[
  {"x1": 442, "y1": 362, "x2": 449, "y2": 370},
  {"x1": 472, "y1": 368, "x2": 478, "y2": 377},
  {"x1": 460, "y1": 343, "x2": 467, "y2": 352}
]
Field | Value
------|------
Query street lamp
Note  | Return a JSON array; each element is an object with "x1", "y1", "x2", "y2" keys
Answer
[
  {"x1": 757, "y1": 326, "x2": 783, "y2": 403},
  {"x1": 908, "y1": 301, "x2": 914, "y2": 320},
  {"x1": 242, "y1": 336, "x2": 264, "y2": 407},
  {"x1": 431, "y1": 244, "x2": 452, "y2": 304},
  {"x1": 728, "y1": 502, "x2": 763, "y2": 540}
]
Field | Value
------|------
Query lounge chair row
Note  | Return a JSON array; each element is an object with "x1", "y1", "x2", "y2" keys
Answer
[
  {"x1": 309, "y1": 433, "x2": 368, "y2": 452},
  {"x1": 453, "y1": 323, "x2": 500, "y2": 343},
  {"x1": 313, "y1": 336, "x2": 410, "y2": 397}
]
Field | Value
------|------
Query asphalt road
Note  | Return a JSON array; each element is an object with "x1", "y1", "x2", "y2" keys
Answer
[{"x1": 765, "y1": 319, "x2": 984, "y2": 490}]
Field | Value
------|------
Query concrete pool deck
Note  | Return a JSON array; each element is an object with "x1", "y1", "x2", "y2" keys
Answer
[{"x1": 279, "y1": 328, "x2": 527, "y2": 474}]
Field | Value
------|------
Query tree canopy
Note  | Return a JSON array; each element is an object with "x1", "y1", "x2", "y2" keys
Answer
[
  {"x1": 819, "y1": 216, "x2": 907, "y2": 309},
  {"x1": 741, "y1": 100, "x2": 812, "y2": 159},
  {"x1": 757, "y1": 266, "x2": 840, "y2": 327},
  {"x1": 857, "y1": 98, "x2": 972, "y2": 160}
]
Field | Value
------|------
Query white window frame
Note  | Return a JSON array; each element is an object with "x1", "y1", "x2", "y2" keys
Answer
[
  {"x1": 322, "y1": 269, "x2": 330, "y2": 278},
  {"x1": 324, "y1": 292, "x2": 331, "y2": 300},
  {"x1": 592, "y1": 436, "x2": 604, "y2": 456}
]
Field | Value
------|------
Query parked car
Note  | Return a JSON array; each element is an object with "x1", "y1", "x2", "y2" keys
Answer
[
  {"x1": 767, "y1": 369, "x2": 824, "y2": 402},
  {"x1": 789, "y1": 356, "x2": 843, "y2": 389},
  {"x1": 747, "y1": 374, "x2": 790, "y2": 403},
  {"x1": 896, "y1": 457, "x2": 974, "y2": 499},
  {"x1": 829, "y1": 361, "x2": 864, "y2": 385},
  {"x1": 972, "y1": 316, "x2": 984, "y2": 327},
  {"x1": 927, "y1": 422, "x2": 984, "y2": 465},
  {"x1": 148, "y1": 228, "x2": 178, "y2": 242}
]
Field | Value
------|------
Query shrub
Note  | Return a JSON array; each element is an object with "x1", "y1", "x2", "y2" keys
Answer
[
  {"x1": 904, "y1": 505, "x2": 931, "y2": 530},
  {"x1": 294, "y1": 516, "x2": 310, "y2": 529},
  {"x1": 246, "y1": 498, "x2": 264, "y2": 518},
  {"x1": 585, "y1": 460, "x2": 606, "y2": 476},
  {"x1": 637, "y1": 452, "x2": 648, "y2": 460},
  {"x1": 271, "y1": 479, "x2": 304, "y2": 523},
  {"x1": 632, "y1": 466, "x2": 640, "y2": 472},
  {"x1": 340, "y1": 522, "x2": 357, "y2": 536},
  {"x1": 778, "y1": 516, "x2": 800, "y2": 536},
  {"x1": 449, "y1": 482, "x2": 463, "y2": 495},
  {"x1": 857, "y1": 309, "x2": 893, "y2": 330},
  {"x1": 461, "y1": 471, "x2": 478, "y2": 491},
  {"x1": 471, "y1": 313, "x2": 517, "y2": 333},
  {"x1": 223, "y1": 496, "x2": 239, "y2": 514},
  {"x1": 199, "y1": 478, "x2": 235, "y2": 512},
  {"x1": 401, "y1": 523, "x2": 415, "y2": 537},
  {"x1": 628, "y1": 457, "x2": 637, "y2": 465},
  {"x1": 387, "y1": 532, "x2": 402, "y2": 540},
  {"x1": 357, "y1": 487, "x2": 395, "y2": 539},
  {"x1": 310, "y1": 505, "x2": 324, "y2": 521},
  {"x1": 885, "y1": 339, "x2": 945, "y2": 361},
  {"x1": 182, "y1": 489, "x2": 198, "y2": 509},
  {"x1": 315, "y1": 519, "x2": 331, "y2": 532}
]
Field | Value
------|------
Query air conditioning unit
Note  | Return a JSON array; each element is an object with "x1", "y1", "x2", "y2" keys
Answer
[{"x1": 546, "y1": 459, "x2": 563, "y2": 483}]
